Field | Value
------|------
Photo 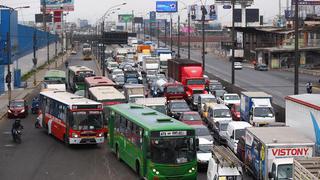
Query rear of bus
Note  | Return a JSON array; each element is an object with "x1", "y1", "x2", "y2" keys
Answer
[
  {"x1": 146, "y1": 127, "x2": 197, "y2": 179},
  {"x1": 74, "y1": 70, "x2": 95, "y2": 91},
  {"x1": 68, "y1": 103, "x2": 105, "y2": 144}
]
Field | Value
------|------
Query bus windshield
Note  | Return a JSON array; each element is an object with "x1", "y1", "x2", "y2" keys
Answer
[
  {"x1": 150, "y1": 137, "x2": 195, "y2": 164},
  {"x1": 74, "y1": 71, "x2": 94, "y2": 83},
  {"x1": 70, "y1": 111, "x2": 103, "y2": 130}
]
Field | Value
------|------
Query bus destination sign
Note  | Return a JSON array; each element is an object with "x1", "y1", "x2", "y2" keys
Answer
[{"x1": 160, "y1": 131, "x2": 187, "y2": 137}]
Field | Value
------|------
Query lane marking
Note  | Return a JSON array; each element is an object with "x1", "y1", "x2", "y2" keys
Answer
[
  {"x1": 3, "y1": 131, "x2": 11, "y2": 135},
  {"x1": 4, "y1": 144, "x2": 14, "y2": 147}
]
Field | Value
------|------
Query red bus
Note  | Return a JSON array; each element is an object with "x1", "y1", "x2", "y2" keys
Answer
[
  {"x1": 84, "y1": 76, "x2": 115, "y2": 97},
  {"x1": 88, "y1": 86, "x2": 126, "y2": 134},
  {"x1": 39, "y1": 91, "x2": 105, "y2": 144}
]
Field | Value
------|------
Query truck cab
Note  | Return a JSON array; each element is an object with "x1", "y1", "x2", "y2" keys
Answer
[
  {"x1": 226, "y1": 121, "x2": 252, "y2": 153},
  {"x1": 269, "y1": 158, "x2": 293, "y2": 180},
  {"x1": 249, "y1": 98, "x2": 275, "y2": 126},
  {"x1": 123, "y1": 84, "x2": 146, "y2": 103},
  {"x1": 164, "y1": 82, "x2": 186, "y2": 102}
]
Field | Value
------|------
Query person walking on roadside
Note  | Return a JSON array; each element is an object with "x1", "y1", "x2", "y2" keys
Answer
[
  {"x1": 306, "y1": 81, "x2": 313, "y2": 94},
  {"x1": 64, "y1": 60, "x2": 69, "y2": 69}
]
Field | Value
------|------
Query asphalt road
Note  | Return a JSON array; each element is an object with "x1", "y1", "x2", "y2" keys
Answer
[
  {"x1": 0, "y1": 52, "x2": 210, "y2": 180},
  {"x1": 175, "y1": 46, "x2": 319, "y2": 107}
]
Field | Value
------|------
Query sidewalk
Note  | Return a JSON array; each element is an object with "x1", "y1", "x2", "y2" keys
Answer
[{"x1": 0, "y1": 52, "x2": 69, "y2": 120}]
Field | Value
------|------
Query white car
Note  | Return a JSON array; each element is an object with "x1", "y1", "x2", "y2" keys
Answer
[
  {"x1": 220, "y1": 93, "x2": 240, "y2": 106},
  {"x1": 110, "y1": 68, "x2": 124, "y2": 81},
  {"x1": 71, "y1": 50, "x2": 77, "y2": 55},
  {"x1": 234, "y1": 62, "x2": 242, "y2": 70},
  {"x1": 197, "y1": 137, "x2": 213, "y2": 167}
]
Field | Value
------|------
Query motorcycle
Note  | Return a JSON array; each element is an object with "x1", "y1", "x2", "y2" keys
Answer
[
  {"x1": 12, "y1": 128, "x2": 22, "y2": 144},
  {"x1": 31, "y1": 98, "x2": 39, "y2": 114},
  {"x1": 34, "y1": 118, "x2": 41, "y2": 128}
]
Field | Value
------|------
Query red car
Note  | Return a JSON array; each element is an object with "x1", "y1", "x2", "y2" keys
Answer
[
  {"x1": 231, "y1": 103, "x2": 240, "y2": 121},
  {"x1": 179, "y1": 111, "x2": 203, "y2": 125},
  {"x1": 7, "y1": 99, "x2": 28, "y2": 119}
]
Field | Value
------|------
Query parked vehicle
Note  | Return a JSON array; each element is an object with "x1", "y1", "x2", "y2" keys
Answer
[
  {"x1": 231, "y1": 103, "x2": 241, "y2": 121},
  {"x1": 163, "y1": 82, "x2": 186, "y2": 102},
  {"x1": 197, "y1": 94, "x2": 217, "y2": 117},
  {"x1": 207, "y1": 146, "x2": 243, "y2": 180},
  {"x1": 168, "y1": 59, "x2": 206, "y2": 99},
  {"x1": 226, "y1": 121, "x2": 252, "y2": 153},
  {"x1": 197, "y1": 138, "x2": 213, "y2": 168},
  {"x1": 134, "y1": 97, "x2": 166, "y2": 114},
  {"x1": 292, "y1": 157, "x2": 320, "y2": 180},
  {"x1": 219, "y1": 93, "x2": 240, "y2": 107},
  {"x1": 192, "y1": 124, "x2": 213, "y2": 142},
  {"x1": 123, "y1": 84, "x2": 146, "y2": 103},
  {"x1": 166, "y1": 99, "x2": 191, "y2": 119},
  {"x1": 7, "y1": 99, "x2": 28, "y2": 119},
  {"x1": 245, "y1": 127, "x2": 314, "y2": 180},
  {"x1": 255, "y1": 63, "x2": 268, "y2": 71},
  {"x1": 240, "y1": 92, "x2": 275, "y2": 126},
  {"x1": 285, "y1": 94, "x2": 320, "y2": 154},
  {"x1": 179, "y1": 111, "x2": 203, "y2": 125}
]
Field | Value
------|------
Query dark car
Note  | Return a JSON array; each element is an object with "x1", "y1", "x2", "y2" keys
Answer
[
  {"x1": 191, "y1": 124, "x2": 213, "y2": 142},
  {"x1": 166, "y1": 99, "x2": 191, "y2": 119},
  {"x1": 179, "y1": 111, "x2": 203, "y2": 125},
  {"x1": 7, "y1": 99, "x2": 28, "y2": 118},
  {"x1": 255, "y1": 64, "x2": 268, "y2": 71}
]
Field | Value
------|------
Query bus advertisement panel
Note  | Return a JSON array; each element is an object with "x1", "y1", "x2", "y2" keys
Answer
[
  {"x1": 66, "y1": 66, "x2": 95, "y2": 92},
  {"x1": 107, "y1": 104, "x2": 197, "y2": 179},
  {"x1": 39, "y1": 91, "x2": 104, "y2": 144}
]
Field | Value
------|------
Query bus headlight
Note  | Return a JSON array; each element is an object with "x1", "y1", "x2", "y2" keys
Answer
[
  {"x1": 153, "y1": 169, "x2": 160, "y2": 175},
  {"x1": 72, "y1": 133, "x2": 79, "y2": 138},
  {"x1": 98, "y1": 133, "x2": 103, "y2": 137}
]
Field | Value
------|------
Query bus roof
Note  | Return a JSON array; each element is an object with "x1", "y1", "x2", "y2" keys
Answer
[
  {"x1": 134, "y1": 97, "x2": 166, "y2": 106},
  {"x1": 85, "y1": 76, "x2": 115, "y2": 87},
  {"x1": 68, "y1": 65, "x2": 94, "y2": 73},
  {"x1": 40, "y1": 91, "x2": 101, "y2": 107},
  {"x1": 109, "y1": 103, "x2": 194, "y2": 132},
  {"x1": 44, "y1": 70, "x2": 65, "y2": 79},
  {"x1": 89, "y1": 86, "x2": 125, "y2": 101}
]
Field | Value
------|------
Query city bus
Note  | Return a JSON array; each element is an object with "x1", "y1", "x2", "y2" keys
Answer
[
  {"x1": 39, "y1": 91, "x2": 104, "y2": 144},
  {"x1": 42, "y1": 70, "x2": 66, "y2": 91},
  {"x1": 66, "y1": 65, "x2": 95, "y2": 92},
  {"x1": 88, "y1": 86, "x2": 126, "y2": 133},
  {"x1": 107, "y1": 103, "x2": 197, "y2": 179},
  {"x1": 84, "y1": 76, "x2": 115, "y2": 97}
]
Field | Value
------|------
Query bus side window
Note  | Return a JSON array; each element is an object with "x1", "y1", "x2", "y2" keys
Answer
[
  {"x1": 119, "y1": 116, "x2": 127, "y2": 134},
  {"x1": 115, "y1": 114, "x2": 120, "y2": 132},
  {"x1": 126, "y1": 120, "x2": 132, "y2": 139}
]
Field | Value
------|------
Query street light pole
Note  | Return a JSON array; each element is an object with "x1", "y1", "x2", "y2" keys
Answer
[
  {"x1": 170, "y1": 15, "x2": 173, "y2": 52},
  {"x1": 33, "y1": 31, "x2": 37, "y2": 86},
  {"x1": 165, "y1": 21, "x2": 167, "y2": 46},
  {"x1": 188, "y1": 12, "x2": 191, "y2": 59},
  {"x1": 177, "y1": 15, "x2": 181, "y2": 58},
  {"x1": 101, "y1": 20, "x2": 106, "y2": 76},
  {"x1": 157, "y1": 21, "x2": 160, "y2": 47},
  {"x1": 231, "y1": 0, "x2": 236, "y2": 84},
  {"x1": 294, "y1": 0, "x2": 299, "y2": 94},
  {"x1": 201, "y1": 7, "x2": 206, "y2": 71}
]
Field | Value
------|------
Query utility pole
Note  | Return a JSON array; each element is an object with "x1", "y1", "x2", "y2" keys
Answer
[
  {"x1": 231, "y1": 0, "x2": 236, "y2": 84},
  {"x1": 188, "y1": 12, "x2": 191, "y2": 59},
  {"x1": 101, "y1": 21, "x2": 106, "y2": 76},
  {"x1": 157, "y1": 21, "x2": 160, "y2": 48},
  {"x1": 170, "y1": 15, "x2": 173, "y2": 52},
  {"x1": 150, "y1": 20, "x2": 153, "y2": 41},
  {"x1": 33, "y1": 31, "x2": 37, "y2": 86},
  {"x1": 177, "y1": 15, "x2": 181, "y2": 58},
  {"x1": 42, "y1": 1, "x2": 50, "y2": 70},
  {"x1": 201, "y1": 6, "x2": 206, "y2": 71},
  {"x1": 143, "y1": 21, "x2": 146, "y2": 41},
  {"x1": 165, "y1": 21, "x2": 167, "y2": 46},
  {"x1": 294, "y1": 0, "x2": 299, "y2": 94},
  {"x1": 55, "y1": 32, "x2": 58, "y2": 68},
  {"x1": 6, "y1": 32, "x2": 12, "y2": 103}
]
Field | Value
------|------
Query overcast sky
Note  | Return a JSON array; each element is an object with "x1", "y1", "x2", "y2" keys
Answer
[{"x1": 2, "y1": 0, "x2": 291, "y2": 25}]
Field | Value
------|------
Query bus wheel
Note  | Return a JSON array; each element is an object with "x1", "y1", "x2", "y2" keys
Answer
[
  {"x1": 116, "y1": 144, "x2": 121, "y2": 161},
  {"x1": 63, "y1": 135, "x2": 69, "y2": 145}
]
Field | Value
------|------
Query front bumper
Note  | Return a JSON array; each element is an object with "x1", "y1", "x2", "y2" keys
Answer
[{"x1": 69, "y1": 137, "x2": 104, "y2": 144}]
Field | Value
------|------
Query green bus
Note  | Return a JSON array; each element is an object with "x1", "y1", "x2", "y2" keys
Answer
[
  {"x1": 66, "y1": 65, "x2": 95, "y2": 92},
  {"x1": 107, "y1": 103, "x2": 197, "y2": 180},
  {"x1": 44, "y1": 70, "x2": 66, "y2": 84}
]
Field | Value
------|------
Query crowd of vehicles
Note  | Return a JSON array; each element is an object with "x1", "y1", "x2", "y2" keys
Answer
[{"x1": 9, "y1": 36, "x2": 320, "y2": 179}]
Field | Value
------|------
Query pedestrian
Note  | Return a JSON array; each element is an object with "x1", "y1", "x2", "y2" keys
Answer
[
  {"x1": 65, "y1": 60, "x2": 69, "y2": 69},
  {"x1": 306, "y1": 81, "x2": 313, "y2": 94}
]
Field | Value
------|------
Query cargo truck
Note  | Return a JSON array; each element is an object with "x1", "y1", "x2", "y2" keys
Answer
[
  {"x1": 141, "y1": 57, "x2": 160, "y2": 80},
  {"x1": 292, "y1": 157, "x2": 320, "y2": 180},
  {"x1": 167, "y1": 59, "x2": 206, "y2": 100},
  {"x1": 245, "y1": 127, "x2": 314, "y2": 180},
  {"x1": 154, "y1": 48, "x2": 172, "y2": 74},
  {"x1": 240, "y1": 92, "x2": 275, "y2": 127},
  {"x1": 285, "y1": 94, "x2": 320, "y2": 155}
]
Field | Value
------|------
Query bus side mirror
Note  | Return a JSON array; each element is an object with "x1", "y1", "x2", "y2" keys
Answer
[{"x1": 196, "y1": 138, "x2": 199, "y2": 151}]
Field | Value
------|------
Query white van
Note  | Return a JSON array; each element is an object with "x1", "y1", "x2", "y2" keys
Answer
[
  {"x1": 207, "y1": 104, "x2": 232, "y2": 129},
  {"x1": 226, "y1": 121, "x2": 252, "y2": 153}
]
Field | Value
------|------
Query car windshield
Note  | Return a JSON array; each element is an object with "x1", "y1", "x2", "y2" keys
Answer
[
  {"x1": 225, "y1": 95, "x2": 239, "y2": 100},
  {"x1": 149, "y1": 105, "x2": 166, "y2": 114},
  {"x1": 70, "y1": 111, "x2": 103, "y2": 130},
  {"x1": 171, "y1": 102, "x2": 189, "y2": 110},
  {"x1": 195, "y1": 127, "x2": 210, "y2": 136},
  {"x1": 202, "y1": 98, "x2": 216, "y2": 104},
  {"x1": 186, "y1": 79, "x2": 205, "y2": 85},
  {"x1": 215, "y1": 90, "x2": 226, "y2": 98},
  {"x1": 150, "y1": 138, "x2": 195, "y2": 164},
  {"x1": 166, "y1": 86, "x2": 184, "y2": 94},
  {"x1": 126, "y1": 78, "x2": 138, "y2": 84},
  {"x1": 113, "y1": 70, "x2": 123, "y2": 75},
  {"x1": 214, "y1": 109, "x2": 231, "y2": 118},
  {"x1": 182, "y1": 113, "x2": 201, "y2": 121},
  {"x1": 277, "y1": 164, "x2": 293, "y2": 180},
  {"x1": 235, "y1": 129, "x2": 245, "y2": 141},
  {"x1": 10, "y1": 101, "x2": 24, "y2": 108},
  {"x1": 218, "y1": 122, "x2": 229, "y2": 131},
  {"x1": 254, "y1": 107, "x2": 274, "y2": 117},
  {"x1": 198, "y1": 144, "x2": 212, "y2": 153}
]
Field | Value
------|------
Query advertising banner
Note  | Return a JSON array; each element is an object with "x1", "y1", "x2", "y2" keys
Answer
[
  {"x1": 35, "y1": 14, "x2": 52, "y2": 23},
  {"x1": 118, "y1": 14, "x2": 133, "y2": 23},
  {"x1": 133, "y1": 17, "x2": 143, "y2": 24},
  {"x1": 188, "y1": 4, "x2": 217, "y2": 21},
  {"x1": 40, "y1": 0, "x2": 74, "y2": 12},
  {"x1": 53, "y1": 11, "x2": 62, "y2": 23},
  {"x1": 292, "y1": 0, "x2": 320, "y2": 5},
  {"x1": 156, "y1": 1, "x2": 178, "y2": 13}
]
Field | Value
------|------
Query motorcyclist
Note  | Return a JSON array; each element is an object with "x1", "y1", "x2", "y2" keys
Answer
[
  {"x1": 306, "y1": 81, "x2": 313, "y2": 94},
  {"x1": 11, "y1": 119, "x2": 23, "y2": 137},
  {"x1": 31, "y1": 97, "x2": 40, "y2": 114}
]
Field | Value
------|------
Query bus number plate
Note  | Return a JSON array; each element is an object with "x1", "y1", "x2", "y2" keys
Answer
[{"x1": 160, "y1": 131, "x2": 187, "y2": 137}]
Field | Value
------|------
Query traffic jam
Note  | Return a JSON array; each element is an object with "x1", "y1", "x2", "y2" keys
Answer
[{"x1": 8, "y1": 36, "x2": 320, "y2": 180}]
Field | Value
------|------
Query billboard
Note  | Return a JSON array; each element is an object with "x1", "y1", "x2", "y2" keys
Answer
[
  {"x1": 103, "y1": 32, "x2": 128, "y2": 45},
  {"x1": 292, "y1": 0, "x2": 320, "y2": 5},
  {"x1": 215, "y1": 0, "x2": 253, "y2": 5},
  {"x1": 35, "y1": 14, "x2": 52, "y2": 23},
  {"x1": 118, "y1": 14, "x2": 133, "y2": 23},
  {"x1": 133, "y1": 17, "x2": 143, "y2": 24},
  {"x1": 40, "y1": 0, "x2": 74, "y2": 12},
  {"x1": 156, "y1": 1, "x2": 178, "y2": 13},
  {"x1": 234, "y1": 9, "x2": 259, "y2": 23},
  {"x1": 188, "y1": 5, "x2": 217, "y2": 21},
  {"x1": 53, "y1": 11, "x2": 62, "y2": 23}
]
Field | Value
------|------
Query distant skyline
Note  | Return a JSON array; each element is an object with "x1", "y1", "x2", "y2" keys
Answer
[{"x1": 2, "y1": 0, "x2": 293, "y2": 26}]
